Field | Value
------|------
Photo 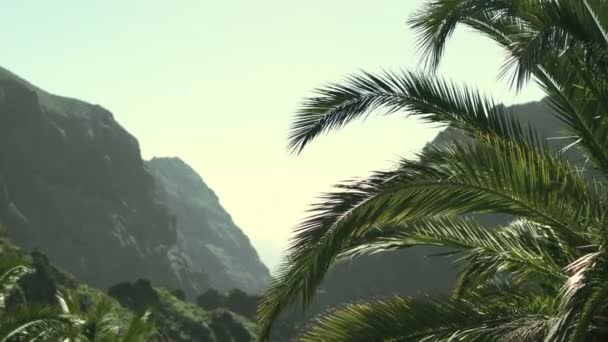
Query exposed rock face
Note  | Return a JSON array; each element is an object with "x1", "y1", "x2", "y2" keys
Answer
[
  {"x1": 146, "y1": 157, "x2": 271, "y2": 293},
  {"x1": 0, "y1": 67, "x2": 207, "y2": 295}
]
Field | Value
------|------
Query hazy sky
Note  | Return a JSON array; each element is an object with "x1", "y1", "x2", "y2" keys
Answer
[{"x1": 3, "y1": 1, "x2": 545, "y2": 271}]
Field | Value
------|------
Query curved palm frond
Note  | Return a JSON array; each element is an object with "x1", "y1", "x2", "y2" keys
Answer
[
  {"x1": 543, "y1": 252, "x2": 608, "y2": 342},
  {"x1": 258, "y1": 137, "x2": 604, "y2": 340},
  {"x1": 408, "y1": 0, "x2": 608, "y2": 174},
  {"x1": 299, "y1": 291, "x2": 557, "y2": 342},
  {"x1": 338, "y1": 217, "x2": 569, "y2": 297},
  {"x1": 260, "y1": 0, "x2": 608, "y2": 340},
  {"x1": 0, "y1": 265, "x2": 34, "y2": 310},
  {"x1": 0, "y1": 305, "x2": 79, "y2": 342},
  {"x1": 118, "y1": 310, "x2": 156, "y2": 342},
  {"x1": 408, "y1": 0, "x2": 608, "y2": 78},
  {"x1": 289, "y1": 71, "x2": 543, "y2": 154}
]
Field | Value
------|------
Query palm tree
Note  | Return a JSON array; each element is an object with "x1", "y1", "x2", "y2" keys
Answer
[
  {"x1": 0, "y1": 259, "x2": 80, "y2": 341},
  {"x1": 59, "y1": 292, "x2": 157, "y2": 342},
  {"x1": 0, "y1": 254, "x2": 156, "y2": 342},
  {"x1": 257, "y1": 0, "x2": 608, "y2": 341}
]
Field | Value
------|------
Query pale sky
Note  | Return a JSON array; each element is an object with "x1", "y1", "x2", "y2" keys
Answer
[{"x1": 2, "y1": 1, "x2": 545, "y2": 271}]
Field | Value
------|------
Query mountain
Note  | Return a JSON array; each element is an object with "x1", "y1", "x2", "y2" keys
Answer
[
  {"x1": 146, "y1": 157, "x2": 271, "y2": 293},
  {"x1": 0, "y1": 66, "x2": 268, "y2": 298}
]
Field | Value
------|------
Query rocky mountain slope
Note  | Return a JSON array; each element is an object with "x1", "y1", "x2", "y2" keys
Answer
[
  {"x1": 146, "y1": 157, "x2": 270, "y2": 293},
  {"x1": 0, "y1": 66, "x2": 269, "y2": 298}
]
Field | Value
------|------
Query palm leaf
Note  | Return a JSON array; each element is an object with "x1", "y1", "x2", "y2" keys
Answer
[
  {"x1": 0, "y1": 265, "x2": 34, "y2": 311},
  {"x1": 338, "y1": 217, "x2": 569, "y2": 297},
  {"x1": 0, "y1": 305, "x2": 79, "y2": 342},
  {"x1": 257, "y1": 137, "x2": 603, "y2": 340},
  {"x1": 289, "y1": 70, "x2": 543, "y2": 154},
  {"x1": 299, "y1": 292, "x2": 555, "y2": 342}
]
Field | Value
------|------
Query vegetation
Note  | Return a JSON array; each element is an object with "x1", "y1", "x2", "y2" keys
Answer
[
  {"x1": 197, "y1": 288, "x2": 259, "y2": 319},
  {"x1": 0, "y1": 234, "x2": 155, "y2": 341},
  {"x1": 257, "y1": 0, "x2": 608, "y2": 341},
  {"x1": 107, "y1": 280, "x2": 257, "y2": 341},
  {"x1": 0, "y1": 227, "x2": 258, "y2": 341}
]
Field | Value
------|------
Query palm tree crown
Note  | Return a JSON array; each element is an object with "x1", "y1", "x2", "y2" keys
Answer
[{"x1": 257, "y1": 1, "x2": 608, "y2": 341}]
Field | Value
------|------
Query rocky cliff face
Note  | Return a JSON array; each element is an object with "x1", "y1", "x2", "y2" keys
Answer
[
  {"x1": 0, "y1": 67, "x2": 266, "y2": 298},
  {"x1": 146, "y1": 157, "x2": 271, "y2": 293}
]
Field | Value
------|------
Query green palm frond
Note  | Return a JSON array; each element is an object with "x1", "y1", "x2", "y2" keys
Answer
[
  {"x1": 289, "y1": 71, "x2": 543, "y2": 154},
  {"x1": 534, "y1": 62, "x2": 608, "y2": 175},
  {"x1": 0, "y1": 305, "x2": 80, "y2": 342},
  {"x1": 299, "y1": 292, "x2": 556, "y2": 342},
  {"x1": 408, "y1": 0, "x2": 608, "y2": 174},
  {"x1": 408, "y1": 0, "x2": 608, "y2": 77},
  {"x1": 77, "y1": 298, "x2": 123, "y2": 341},
  {"x1": 259, "y1": 0, "x2": 608, "y2": 340},
  {"x1": 0, "y1": 265, "x2": 34, "y2": 310},
  {"x1": 58, "y1": 290, "x2": 152, "y2": 342},
  {"x1": 543, "y1": 252, "x2": 608, "y2": 342},
  {"x1": 118, "y1": 310, "x2": 156, "y2": 342},
  {"x1": 338, "y1": 217, "x2": 569, "y2": 296},
  {"x1": 258, "y1": 137, "x2": 604, "y2": 339}
]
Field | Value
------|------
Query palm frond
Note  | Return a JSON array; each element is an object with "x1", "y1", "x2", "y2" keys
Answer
[
  {"x1": 299, "y1": 293, "x2": 554, "y2": 342},
  {"x1": 545, "y1": 252, "x2": 608, "y2": 342},
  {"x1": 258, "y1": 138, "x2": 603, "y2": 340},
  {"x1": 119, "y1": 310, "x2": 156, "y2": 342},
  {"x1": 0, "y1": 305, "x2": 80, "y2": 342},
  {"x1": 338, "y1": 217, "x2": 569, "y2": 297},
  {"x1": 410, "y1": 0, "x2": 608, "y2": 174},
  {"x1": 289, "y1": 71, "x2": 542, "y2": 154},
  {"x1": 0, "y1": 265, "x2": 34, "y2": 310}
]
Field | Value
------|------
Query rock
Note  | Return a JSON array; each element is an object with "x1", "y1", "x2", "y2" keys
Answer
[
  {"x1": 146, "y1": 157, "x2": 271, "y2": 294},
  {"x1": 0, "y1": 67, "x2": 204, "y2": 295}
]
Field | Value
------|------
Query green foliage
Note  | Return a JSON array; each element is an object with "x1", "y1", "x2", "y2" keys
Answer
[
  {"x1": 257, "y1": 1, "x2": 608, "y2": 341},
  {"x1": 197, "y1": 288, "x2": 225, "y2": 311},
  {"x1": 154, "y1": 287, "x2": 256, "y2": 341},
  {"x1": 226, "y1": 289, "x2": 259, "y2": 319},
  {"x1": 197, "y1": 288, "x2": 260, "y2": 320},
  {"x1": 0, "y1": 236, "x2": 259, "y2": 342},
  {"x1": 107, "y1": 279, "x2": 160, "y2": 314},
  {"x1": 171, "y1": 288, "x2": 186, "y2": 301},
  {"x1": 0, "y1": 235, "x2": 157, "y2": 341}
]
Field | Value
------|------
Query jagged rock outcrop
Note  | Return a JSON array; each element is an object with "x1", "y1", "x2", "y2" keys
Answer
[
  {"x1": 0, "y1": 67, "x2": 208, "y2": 296},
  {"x1": 146, "y1": 157, "x2": 271, "y2": 293}
]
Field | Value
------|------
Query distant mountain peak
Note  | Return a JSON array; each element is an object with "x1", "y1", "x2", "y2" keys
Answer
[
  {"x1": 0, "y1": 65, "x2": 269, "y2": 299},
  {"x1": 147, "y1": 157, "x2": 271, "y2": 293}
]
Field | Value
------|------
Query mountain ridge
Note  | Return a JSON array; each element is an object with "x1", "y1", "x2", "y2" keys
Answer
[
  {"x1": 0, "y1": 66, "x2": 269, "y2": 298},
  {"x1": 146, "y1": 157, "x2": 270, "y2": 293}
]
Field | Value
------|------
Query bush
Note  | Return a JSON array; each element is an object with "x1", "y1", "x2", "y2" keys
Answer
[
  {"x1": 196, "y1": 288, "x2": 225, "y2": 311},
  {"x1": 171, "y1": 288, "x2": 186, "y2": 301},
  {"x1": 226, "y1": 289, "x2": 259, "y2": 319},
  {"x1": 107, "y1": 278, "x2": 159, "y2": 313}
]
